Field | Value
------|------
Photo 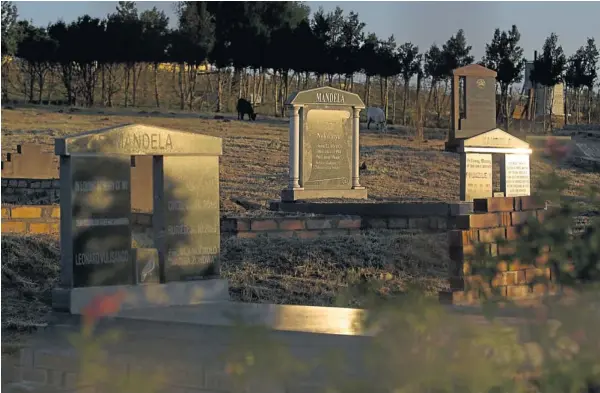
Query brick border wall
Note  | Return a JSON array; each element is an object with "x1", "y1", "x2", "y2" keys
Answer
[
  {"x1": 440, "y1": 196, "x2": 551, "y2": 305},
  {"x1": 2, "y1": 206, "x2": 451, "y2": 237},
  {"x1": 1, "y1": 178, "x2": 60, "y2": 205}
]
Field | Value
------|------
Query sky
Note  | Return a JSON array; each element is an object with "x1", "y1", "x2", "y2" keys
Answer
[{"x1": 13, "y1": 1, "x2": 600, "y2": 62}]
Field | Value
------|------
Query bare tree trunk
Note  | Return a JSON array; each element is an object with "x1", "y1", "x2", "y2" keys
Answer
[
  {"x1": 153, "y1": 63, "x2": 160, "y2": 108},
  {"x1": 391, "y1": 77, "x2": 398, "y2": 124},
  {"x1": 273, "y1": 71, "x2": 279, "y2": 116},
  {"x1": 504, "y1": 85, "x2": 510, "y2": 131},
  {"x1": 364, "y1": 76, "x2": 371, "y2": 107},
  {"x1": 178, "y1": 63, "x2": 185, "y2": 110},
  {"x1": 216, "y1": 69, "x2": 223, "y2": 113},
  {"x1": 124, "y1": 66, "x2": 131, "y2": 108},
  {"x1": 402, "y1": 78, "x2": 410, "y2": 125},
  {"x1": 588, "y1": 87, "x2": 593, "y2": 124}
]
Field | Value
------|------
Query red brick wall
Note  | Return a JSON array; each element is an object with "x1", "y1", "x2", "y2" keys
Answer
[
  {"x1": 441, "y1": 196, "x2": 552, "y2": 305},
  {"x1": 2, "y1": 206, "x2": 450, "y2": 237}
]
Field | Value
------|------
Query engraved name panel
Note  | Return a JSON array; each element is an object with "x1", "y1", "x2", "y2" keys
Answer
[
  {"x1": 162, "y1": 155, "x2": 220, "y2": 281},
  {"x1": 71, "y1": 156, "x2": 133, "y2": 287},
  {"x1": 463, "y1": 153, "x2": 493, "y2": 201},
  {"x1": 504, "y1": 154, "x2": 531, "y2": 197},
  {"x1": 302, "y1": 108, "x2": 352, "y2": 190}
]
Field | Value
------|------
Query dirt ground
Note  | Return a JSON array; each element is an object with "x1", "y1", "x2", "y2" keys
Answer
[
  {"x1": 2, "y1": 106, "x2": 598, "y2": 214},
  {"x1": 1, "y1": 105, "x2": 598, "y2": 346},
  {"x1": 0, "y1": 231, "x2": 450, "y2": 345}
]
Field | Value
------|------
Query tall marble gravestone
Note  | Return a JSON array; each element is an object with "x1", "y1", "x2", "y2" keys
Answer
[
  {"x1": 53, "y1": 124, "x2": 228, "y2": 314},
  {"x1": 281, "y1": 86, "x2": 367, "y2": 201},
  {"x1": 458, "y1": 128, "x2": 532, "y2": 201},
  {"x1": 446, "y1": 64, "x2": 498, "y2": 152}
]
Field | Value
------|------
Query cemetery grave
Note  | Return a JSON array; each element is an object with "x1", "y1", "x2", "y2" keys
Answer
[{"x1": 1, "y1": 76, "x2": 599, "y2": 393}]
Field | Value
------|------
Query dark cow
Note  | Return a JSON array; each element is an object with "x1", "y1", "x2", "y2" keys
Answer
[{"x1": 236, "y1": 98, "x2": 257, "y2": 121}]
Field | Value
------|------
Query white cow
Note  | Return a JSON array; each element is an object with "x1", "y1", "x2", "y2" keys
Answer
[{"x1": 366, "y1": 107, "x2": 386, "y2": 131}]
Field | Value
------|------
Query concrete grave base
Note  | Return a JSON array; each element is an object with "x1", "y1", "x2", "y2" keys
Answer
[
  {"x1": 52, "y1": 279, "x2": 230, "y2": 314},
  {"x1": 280, "y1": 187, "x2": 368, "y2": 202}
]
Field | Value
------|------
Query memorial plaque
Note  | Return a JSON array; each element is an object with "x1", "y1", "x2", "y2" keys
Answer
[
  {"x1": 301, "y1": 107, "x2": 352, "y2": 190},
  {"x1": 461, "y1": 153, "x2": 493, "y2": 201},
  {"x1": 459, "y1": 76, "x2": 496, "y2": 135},
  {"x1": 71, "y1": 156, "x2": 133, "y2": 287},
  {"x1": 502, "y1": 154, "x2": 531, "y2": 197},
  {"x1": 161, "y1": 156, "x2": 220, "y2": 282}
]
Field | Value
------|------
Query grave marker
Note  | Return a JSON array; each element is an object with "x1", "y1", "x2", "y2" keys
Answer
[
  {"x1": 447, "y1": 64, "x2": 498, "y2": 152},
  {"x1": 458, "y1": 128, "x2": 532, "y2": 201},
  {"x1": 281, "y1": 86, "x2": 367, "y2": 201},
  {"x1": 53, "y1": 124, "x2": 228, "y2": 314}
]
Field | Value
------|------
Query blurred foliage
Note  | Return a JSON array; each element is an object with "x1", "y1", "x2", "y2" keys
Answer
[{"x1": 66, "y1": 138, "x2": 599, "y2": 392}]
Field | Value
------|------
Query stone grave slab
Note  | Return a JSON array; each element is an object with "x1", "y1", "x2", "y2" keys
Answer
[
  {"x1": 447, "y1": 64, "x2": 498, "y2": 151},
  {"x1": 501, "y1": 154, "x2": 531, "y2": 197},
  {"x1": 68, "y1": 156, "x2": 134, "y2": 287},
  {"x1": 281, "y1": 86, "x2": 367, "y2": 201},
  {"x1": 301, "y1": 107, "x2": 353, "y2": 190},
  {"x1": 458, "y1": 128, "x2": 532, "y2": 201},
  {"x1": 158, "y1": 155, "x2": 221, "y2": 282},
  {"x1": 53, "y1": 124, "x2": 228, "y2": 314},
  {"x1": 460, "y1": 153, "x2": 493, "y2": 201}
]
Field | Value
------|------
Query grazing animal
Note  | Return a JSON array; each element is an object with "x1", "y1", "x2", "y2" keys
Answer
[
  {"x1": 237, "y1": 98, "x2": 257, "y2": 121},
  {"x1": 366, "y1": 107, "x2": 386, "y2": 131}
]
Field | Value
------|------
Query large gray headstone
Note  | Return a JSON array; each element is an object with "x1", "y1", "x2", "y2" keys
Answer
[
  {"x1": 281, "y1": 86, "x2": 367, "y2": 201},
  {"x1": 54, "y1": 124, "x2": 228, "y2": 312},
  {"x1": 447, "y1": 64, "x2": 498, "y2": 151}
]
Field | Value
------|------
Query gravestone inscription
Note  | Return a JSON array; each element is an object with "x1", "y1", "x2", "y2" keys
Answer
[
  {"x1": 501, "y1": 154, "x2": 531, "y2": 197},
  {"x1": 160, "y1": 156, "x2": 220, "y2": 282},
  {"x1": 302, "y1": 107, "x2": 352, "y2": 190},
  {"x1": 460, "y1": 153, "x2": 493, "y2": 201},
  {"x1": 70, "y1": 156, "x2": 133, "y2": 287}
]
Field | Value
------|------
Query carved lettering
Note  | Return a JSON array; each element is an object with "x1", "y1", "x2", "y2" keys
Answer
[
  {"x1": 74, "y1": 180, "x2": 129, "y2": 192},
  {"x1": 167, "y1": 199, "x2": 219, "y2": 211},
  {"x1": 504, "y1": 155, "x2": 531, "y2": 197},
  {"x1": 464, "y1": 153, "x2": 493, "y2": 201},
  {"x1": 167, "y1": 223, "x2": 219, "y2": 235},
  {"x1": 116, "y1": 133, "x2": 173, "y2": 151},
  {"x1": 168, "y1": 255, "x2": 216, "y2": 266},
  {"x1": 315, "y1": 92, "x2": 345, "y2": 104},
  {"x1": 74, "y1": 250, "x2": 130, "y2": 265}
]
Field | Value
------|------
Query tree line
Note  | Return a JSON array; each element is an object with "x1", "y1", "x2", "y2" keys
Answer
[{"x1": 1, "y1": 1, "x2": 599, "y2": 129}]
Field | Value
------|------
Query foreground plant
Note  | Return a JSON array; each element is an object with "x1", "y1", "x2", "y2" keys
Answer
[{"x1": 67, "y1": 290, "x2": 166, "y2": 393}]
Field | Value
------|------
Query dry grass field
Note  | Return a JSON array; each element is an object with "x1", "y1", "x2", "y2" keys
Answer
[
  {"x1": 1, "y1": 105, "x2": 598, "y2": 345},
  {"x1": 2, "y1": 106, "x2": 599, "y2": 212}
]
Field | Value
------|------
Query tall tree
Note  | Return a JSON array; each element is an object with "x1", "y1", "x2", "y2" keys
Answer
[
  {"x1": 377, "y1": 35, "x2": 401, "y2": 120},
  {"x1": 581, "y1": 38, "x2": 599, "y2": 123},
  {"x1": 15, "y1": 22, "x2": 56, "y2": 103},
  {"x1": 565, "y1": 47, "x2": 586, "y2": 124},
  {"x1": 310, "y1": 7, "x2": 332, "y2": 87},
  {"x1": 531, "y1": 33, "x2": 567, "y2": 131},
  {"x1": 397, "y1": 42, "x2": 421, "y2": 125},
  {"x1": 338, "y1": 11, "x2": 365, "y2": 91},
  {"x1": 2, "y1": 1, "x2": 21, "y2": 100},
  {"x1": 360, "y1": 32, "x2": 379, "y2": 106},
  {"x1": 480, "y1": 25, "x2": 525, "y2": 131},
  {"x1": 424, "y1": 43, "x2": 445, "y2": 116},
  {"x1": 173, "y1": 1, "x2": 215, "y2": 110},
  {"x1": 139, "y1": 7, "x2": 169, "y2": 108},
  {"x1": 435, "y1": 29, "x2": 473, "y2": 126}
]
